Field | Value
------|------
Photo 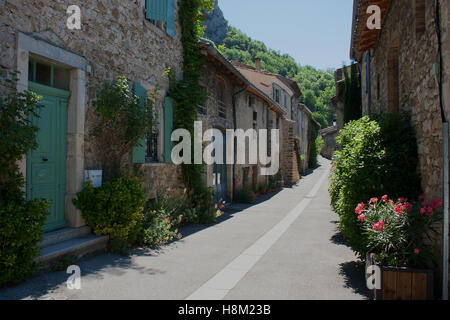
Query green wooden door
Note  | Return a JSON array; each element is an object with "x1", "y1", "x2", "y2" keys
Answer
[{"x1": 27, "y1": 82, "x2": 69, "y2": 232}]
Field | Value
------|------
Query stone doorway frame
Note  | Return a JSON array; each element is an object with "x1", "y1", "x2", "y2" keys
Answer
[{"x1": 16, "y1": 32, "x2": 88, "y2": 228}]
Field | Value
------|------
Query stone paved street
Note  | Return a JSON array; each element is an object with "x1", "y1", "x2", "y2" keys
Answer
[{"x1": 0, "y1": 157, "x2": 369, "y2": 300}]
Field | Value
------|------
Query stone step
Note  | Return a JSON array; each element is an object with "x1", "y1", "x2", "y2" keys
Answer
[
  {"x1": 36, "y1": 234, "x2": 109, "y2": 267},
  {"x1": 39, "y1": 226, "x2": 92, "y2": 248}
]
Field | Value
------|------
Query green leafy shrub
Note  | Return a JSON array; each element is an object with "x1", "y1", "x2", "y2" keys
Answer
[
  {"x1": 91, "y1": 76, "x2": 157, "y2": 180},
  {"x1": 268, "y1": 170, "x2": 283, "y2": 191},
  {"x1": 234, "y1": 189, "x2": 257, "y2": 204},
  {"x1": 141, "y1": 209, "x2": 182, "y2": 249},
  {"x1": 0, "y1": 73, "x2": 49, "y2": 286},
  {"x1": 308, "y1": 122, "x2": 320, "y2": 168},
  {"x1": 0, "y1": 182, "x2": 49, "y2": 286},
  {"x1": 315, "y1": 135, "x2": 324, "y2": 156},
  {"x1": 329, "y1": 115, "x2": 422, "y2": 259},
  {"x1": 357, "y1": 196, "x2": 441, "y2": 268},
  {"x1": 72, "y1": 176, "x2": 146, "y2": 249},
  {"x1": 256, "y1": 183, "x2": 269, "y2": 195},
  {"x1": 148, "y1": 189, "x2": 200, "y2": 226}
]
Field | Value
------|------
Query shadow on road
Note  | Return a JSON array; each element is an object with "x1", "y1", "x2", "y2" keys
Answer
[
  {"x1": 0, "y1": 249, "x2": 167, "y2": 300},
  {"x1": 180, "y1": 188, "x2": 282, "y2": 239},
  {"x1": 339, "y1": 261, "x2": 371, "y2": 299},
  {"x1": 329, "y1": 221, "x2": 372, "y2": 299}
]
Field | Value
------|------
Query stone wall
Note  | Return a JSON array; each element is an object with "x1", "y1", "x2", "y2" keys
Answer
[
  {"x1": 320, "y1": 127, "x2": 338, "y2": 160},
  {"x1": 0, "y1": 0, "x2": 184, "y2": 204},
  {"x1": 294, "y1": 104, "x2": 311, "y2": 173},
  {"x1": 361, "y1": 0, "x2": 449, "y2": 199},
  {"x1": 198, "y1": 59, "x2": 235, "y2": 201},
  {"x1": 280, "y1": 118, "x2": 299, "y2": 185}
]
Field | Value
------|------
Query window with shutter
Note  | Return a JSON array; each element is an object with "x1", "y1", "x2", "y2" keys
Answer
[
  {"x1": 145, "y1": 0, "x2": 175, "y2": 38},
  {"x1": 146, "y1": 0, "x2": 167, "y2": 22},
  {"x1": 166, "y1": 0, "x2": 175, "y2": 38},
  {"x1": 164, "y1": 96, "x2": 174, "y2": 163},
  {"x1": 132, "y1": 82, "x2": 147, "y2": 164}
]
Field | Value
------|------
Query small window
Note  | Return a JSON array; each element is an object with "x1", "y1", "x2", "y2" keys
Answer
[
  {"x1": 28, "y1": 58, "x2": 69, "y2": 90},
  {"x1": 145, "y1": 0, "x2": 175, "y2": 37},
  {"x1": 216, "y1": 80, "x2": 226, "y2": 119},
  {"x1": 35, "y1": 62, "x2": 51, "y2": 86},
  {"x1": 274, "y1": 88, "x2": 280, "y2": 103},
  {"x1": 248, "y1": 95, "x2": 255, "y2": 107},
  {"x1": 415, "y1": 0, "x2": 426, "y2": 40},
  {"x1": 146, "y1": 131, "x2": 159, "y2": 163},
  {"x1": 198, "y1": 85, "x2": 207, "y2": 115}
]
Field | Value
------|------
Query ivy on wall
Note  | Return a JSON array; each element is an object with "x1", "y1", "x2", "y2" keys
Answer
[{"x1": 167, "y1": 0, "x2": 216, "y2": 223}]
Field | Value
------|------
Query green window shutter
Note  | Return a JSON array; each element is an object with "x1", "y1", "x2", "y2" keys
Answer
[
  {"x1": 166, "y1": 0, "x2": 175, "y2": 38},
  {"x1": 146, "y1": 0, "x2": 168, "y2": 22},
  {"x1": 164, "y1": 96, "x2": 174, "y2": 163},
  {"x1": 273, "y1": 87, "x2": 276, "y2": 100},
  {"x1": 132, "y1": 82, "x2": 147, "y2": 164}
]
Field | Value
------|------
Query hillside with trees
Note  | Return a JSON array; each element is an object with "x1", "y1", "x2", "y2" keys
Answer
[{"x1": 214, "y1": 26, "x2": 336, "y2": 128}]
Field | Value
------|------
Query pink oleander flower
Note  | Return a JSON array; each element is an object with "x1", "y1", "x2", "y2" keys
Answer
[
  {"x1": 358, "y1": 214, "x2": 366, "y2": 222},
  {"x1": 382, "y1": 195, "x2": 388, "y2": 202},
  {"x1": 398, "y1": 197, "x2": 406, "y2": 203},
  {"x1": 414, "y1": 248, "x2": 420, "y2": 255},
  {"x1": 405, "y1": 202, "x2": 413, "y2": 212},
  {"x1": 394, "y1": 204, "x2": 404, "y2": 215},
  {"x1": 369, "y1": 197, "x2": 379, "y2": 204},
  {"x1": 418, "y1": 194, "x2": 425, "y2": 200},
  {"x1": 432, "y1": 198, "x2": 443, "y2": 209},
  {"x1": 373, "y1": 221, "x2": 385, "y2": 231},
  {"x1": 426, "y1": 207, "x2": 433, "y2": 216},
  {"x1": 355, "y1": 202, "x2": 365, "y2": 215},
  {"x1": 420, "y1": 207, "x2": 426, "y2": 215}
]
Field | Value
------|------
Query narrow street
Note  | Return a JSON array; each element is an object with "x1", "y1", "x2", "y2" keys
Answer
[{"x1": 0, "y1": 157, "x2": 369, "y2": 300}]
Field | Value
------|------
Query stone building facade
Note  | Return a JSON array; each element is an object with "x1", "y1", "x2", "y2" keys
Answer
[
  {"x1": 232, "y1": 60, "x2": 306, "y2": 185},
  {"x1": 351, "y1": 0, "x2": 450, "y2": 290},
  {"x1": 351, "y1": 0, "x2": 450, "y2": 199},
  {"x1": 0, "y1": 0, "x2": 183, "y2": 231},
  {"x1": 200, "y1": 41, "x2": 286, "y2": 200},
  {"x1": 293, "y1": 103, "x2": 315, "y2": 173},
  {"x1": 319, "y1": 126, "x2": 338, "y2": 160},
  {"x1": 0, "y1": 1, "x2": 316, "y2": 244}
]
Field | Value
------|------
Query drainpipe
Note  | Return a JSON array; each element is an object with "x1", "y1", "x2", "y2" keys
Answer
[
  {"x1": 367, "y1": 51, "x2": 372, "y2": 115},
  {"x1": 232, "y1": 84, "x2": 248, "y2": 199},
  {"x1": 435, "y1": 0, "x2": 448, "y2": 300}
]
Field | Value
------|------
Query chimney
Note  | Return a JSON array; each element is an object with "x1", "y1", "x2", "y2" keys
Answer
[{"x1": 255, "y1": 57, "x2": 261, "y2": 71}]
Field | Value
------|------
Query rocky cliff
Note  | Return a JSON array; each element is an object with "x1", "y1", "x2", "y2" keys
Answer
[{"x1": 204, "y1": 0, "x2": 228, "y2": 44}]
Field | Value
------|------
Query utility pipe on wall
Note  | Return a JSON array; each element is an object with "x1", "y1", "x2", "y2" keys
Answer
[
  {"x1": 443, "y1": 123, "x2": 449, "y2": 300},
  {"x1": 435, "y1": 0, "x2": 448, "y2": 300}
]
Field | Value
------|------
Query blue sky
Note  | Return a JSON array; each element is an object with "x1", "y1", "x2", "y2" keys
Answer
[{"x1": 218, "y1": 0, "x2": 354, "y2": 70}]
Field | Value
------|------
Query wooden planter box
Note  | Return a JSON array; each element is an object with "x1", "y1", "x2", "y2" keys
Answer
[{"x1": 380, "y1": 267, "x2": 434, "y2": 300}]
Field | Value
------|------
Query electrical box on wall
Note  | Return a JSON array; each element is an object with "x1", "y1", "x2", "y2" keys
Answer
[{"x1": 85, "y1": 170, "x2": 102, "y2": 188}]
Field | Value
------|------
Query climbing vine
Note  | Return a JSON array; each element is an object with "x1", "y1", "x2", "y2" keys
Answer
[{"x1": 167, "y1": 0, "x2": 215, "y2": 223}]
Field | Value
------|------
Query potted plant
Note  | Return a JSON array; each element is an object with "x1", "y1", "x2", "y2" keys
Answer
[{"x1": 356, "y1": 195, "x2": 442, "y2": 300}]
